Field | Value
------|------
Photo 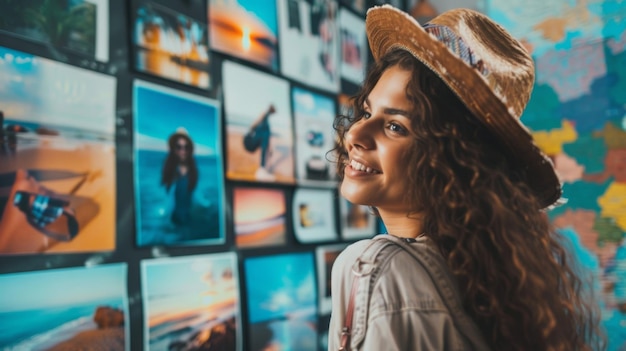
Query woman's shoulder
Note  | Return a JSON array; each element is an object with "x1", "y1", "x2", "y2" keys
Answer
[{"x1": 332, "y1": 238, "x2": 374, "y2": 276}]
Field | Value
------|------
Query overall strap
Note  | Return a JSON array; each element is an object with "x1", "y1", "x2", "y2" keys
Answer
[
  {"x1": 341, "y1": 237, "x2": 400, "y2": 350},
  {"x1": 380, "y1": 235, "x2": 491, "y2": 351}
]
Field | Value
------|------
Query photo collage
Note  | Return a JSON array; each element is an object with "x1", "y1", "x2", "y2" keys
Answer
[{"x1": 0, "y1": 0, "x2": 390, "y2": 350}]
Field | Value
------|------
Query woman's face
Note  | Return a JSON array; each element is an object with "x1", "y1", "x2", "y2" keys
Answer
[
  {"x1": 340, "y1": 65, "x2": 416, "y2": 214},
  {"x1": 174, "y1": 136, "x2": 190, "y2": 162}
]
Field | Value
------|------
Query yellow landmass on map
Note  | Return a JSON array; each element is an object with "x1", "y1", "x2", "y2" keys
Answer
[
  {"x1": 598, "y1": 182, "x2": 626, "y2": 231},
  {"x1": 533, "y1": 17, "x2": 568, "y2": 42},
  {"x1": 532, "y1": 120, "x2": 577, "y2": 155}
]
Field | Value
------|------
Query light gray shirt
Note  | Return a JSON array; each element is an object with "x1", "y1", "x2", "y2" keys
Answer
[{"x1": 327, "y1": 234, "x2": 491, "y2": 351}]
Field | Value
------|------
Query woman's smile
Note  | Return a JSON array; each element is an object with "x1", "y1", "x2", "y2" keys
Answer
[{"x1": 347, "y1": 159, "x2": 382, "y2": 174}]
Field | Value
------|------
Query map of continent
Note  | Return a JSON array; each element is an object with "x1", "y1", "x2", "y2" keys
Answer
[{"x1": 488, "y1": 0, "x2": 626, "y2": 349}]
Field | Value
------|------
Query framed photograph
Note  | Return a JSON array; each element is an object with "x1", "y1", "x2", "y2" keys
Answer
[
  {"x1": 133, "y1": 80, "x2": 224, "y2": 247},
  {"x1": 209, "y1": 0, "x2": 278, "y2": 70},
  {"x1": 318, "y1": 313, "x2": 331, "y2": 351},
  {"x1": 0, "y1": 0, "x2": 110, "y2": 62},
  {"x1": 133, "y1": 1, "x2": 211, "y2": 89},
  {"x1": 316, "y1": 243, "x2": 348, "y2": 314},
  {"x1": 222, "y1": 60, "x2": 295, "y2": 184},
  {"x1": 292, "y1": 86, "x2": 337, "y2": 186},
  {"x1": 141, "y1": 252, "x2": 241, "y2": 351},
  {"x1": 292, "y1": 188, "x2": 338, "y2": 243},
  {"x1": 339, "y1": 197, "x2": 376, "y2": 240},
  {"x1": 338, "y1": 92, "x2": 354, "y2": 117},
  {"x1": 277, "y1": 0, "x2": 340, "y2": 92},
  {"x1": 244, "y1": 252, "x2": 317, "y2": 351},
  {"x1": 0, "y1": 46, "x2": 117, "y2": 255},
  {"x1": 339, "y1": 0, "x2": 367, "y2": 14},
  {"x1": 233, "y1": 186, "x2": 287, "y2": 248},
  {"x1": 0, "y1": 264, "x2": 129, "y2": 350},
  {"x1": 339, "y1": 8, "x2": 367, "y2": 85}
]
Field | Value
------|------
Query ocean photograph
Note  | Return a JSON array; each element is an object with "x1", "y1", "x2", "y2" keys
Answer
[
  {"x1": 0, "y1": 264, "x2": 128, "y2": 350},
  {"x1": 209, "y1": 0, "x2": 278, "y2": 70},
  {"x1": 0, "y1": 45, "x2": 117, "y2": 255},
  {"x1": 134, "y1": 80, "x2": 224, "y2": 247},
  {"x1": 134, "y1": 1, "x2": 210, "y2": 89},
  {"x1": 244, "y1": 252, "x2": 318, "y2": 351},
  {"x1": 141, "y1": 253, "x2": 240, "y2": 351},
  {"x1": 233, "y1": 186, "x2": 286, "y2": 248}
]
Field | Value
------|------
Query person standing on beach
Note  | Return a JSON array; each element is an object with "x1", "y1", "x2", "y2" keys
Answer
[
  {"x1": 161, "y1": 128, "x2": 198, "y2": 225},
  {"x1": 248, "y1": 104, "x2": 276, "y2": 181}
]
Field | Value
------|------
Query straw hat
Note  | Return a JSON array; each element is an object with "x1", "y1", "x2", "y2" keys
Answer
[{"x1": 366, "y1": 5, "x2": 561, "y2": 209}]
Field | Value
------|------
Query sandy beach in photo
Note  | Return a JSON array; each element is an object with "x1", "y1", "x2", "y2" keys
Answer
[
  {"x1": 236, "y1": 221, "x2": 285, "y2": 248},
  {"x1": 226, "y1": 127, "x2": 294, "y2": 183},
  {"x1": 0, "y1": 136, "x2": 116, "y2": 254}
]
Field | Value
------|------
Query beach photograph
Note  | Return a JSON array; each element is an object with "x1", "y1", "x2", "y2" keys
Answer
[
  {"x1": 292, "y1": 86, "x2": 337, "y2": 186},
  {"x1": 233, "y1": 186, "x2": 287, "y2": 248},
  {"x1": 208, "y1": 0, "x2": 278, "y2": 71},
  {"x1": 339, "y1": 7, "x2": 367, "y2": 85},
  {"x1": 133, "y1": 80, "x2": 224, "y2": 247},
  {"x1": 339, "y1": 197, "x2": 376, "y2": 240},
  {"x1": 244, "y1": 252, "x2": 318, "y2": 351},
  {"x1": 316, "y1": 243, "x2": 348, "y2": 314},
  {"x1": 0, "y1": 263, "x2": 128, "y2": 350},
  {"x1": 222, "y1": 60, "x2": 295, "y2": 184},
  {"x1": 0, "y1": 0, "x2": 110, "y2": 62},
  {"x1": 292, "y1": 188, "x2": 338, "y2": 243},
  {"x1": 0, "y1": 45, "x2": 117, "y2": 255},
  {"x1": 133, "y1": 1, "x2": 211, "y2": 89},
  {"x1": 141, "y1": 252, "x2": 240, "y2": 351},
  {"x1": 277, "y1": 0, "x2": 340, "y2": 92}
]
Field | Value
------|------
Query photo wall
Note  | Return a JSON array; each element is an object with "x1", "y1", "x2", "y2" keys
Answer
[
  {"x1": 0, "y1": 0, "x2": 389, "y2": 350},
  {"x1": 2, "y1": 0, "x2": 625, "y2": 350}
]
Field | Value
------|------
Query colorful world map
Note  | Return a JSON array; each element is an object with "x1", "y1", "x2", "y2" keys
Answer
[{"x1": 489, "y1": 0, "x2": 626, "y2": 349}]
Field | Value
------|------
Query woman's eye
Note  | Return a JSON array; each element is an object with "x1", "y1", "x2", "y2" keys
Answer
[
  {"x1": 362, "y1": 112, "x2": 372, "y2": 120},
  {"x1": 388, "y1": 122, "x2": 407, "y2": 134}
]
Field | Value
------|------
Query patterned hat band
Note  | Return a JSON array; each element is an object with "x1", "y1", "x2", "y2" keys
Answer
[{"x1": 423, "y1": 23, "x2": 490, "y2": 77}]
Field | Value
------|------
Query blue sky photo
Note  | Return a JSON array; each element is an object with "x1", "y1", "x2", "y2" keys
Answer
[{"x1": 245, "y1": 252, "x2": 316, "y2": 323}]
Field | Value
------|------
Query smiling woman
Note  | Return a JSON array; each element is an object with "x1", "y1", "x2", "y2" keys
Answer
[
  {"x1": 328, "y1": 5, "x2": 604, "y2": 351},
  {"x1": 341, "y1": 65, "x2": 415, "y2": 218}
]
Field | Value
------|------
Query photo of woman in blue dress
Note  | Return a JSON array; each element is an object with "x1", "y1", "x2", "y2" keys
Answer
[
  {"x1": 161, "y1": 129, "x2": 198, "y2": 226},
  {"x1": 134, "y1": 80, "x2": 224, "y2": 247}
]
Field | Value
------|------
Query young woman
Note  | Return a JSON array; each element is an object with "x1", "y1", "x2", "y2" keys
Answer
[
  {"x1": 328, "y1": 5, "x2": 603, "y2": 351},
  {"x1": 161, "y1": 129, "x2": 198, "y2": 225}
]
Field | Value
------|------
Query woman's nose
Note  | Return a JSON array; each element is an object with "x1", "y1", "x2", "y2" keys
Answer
[{"x1": 346, "y1": 118, "x2": 374, "y2": 150}]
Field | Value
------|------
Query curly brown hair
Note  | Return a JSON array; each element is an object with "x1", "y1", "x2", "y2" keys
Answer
[
  {"x1": 161, "y1": 132, "x2": 198, "y2": 192},
  {"x1": 333, "y1": 49, "x2": 604, "y2": 351}
]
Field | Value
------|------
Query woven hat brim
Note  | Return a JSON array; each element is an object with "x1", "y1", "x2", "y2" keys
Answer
[{"x1": 366, "y1": 6, "x2": 561, "y2": 208}]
